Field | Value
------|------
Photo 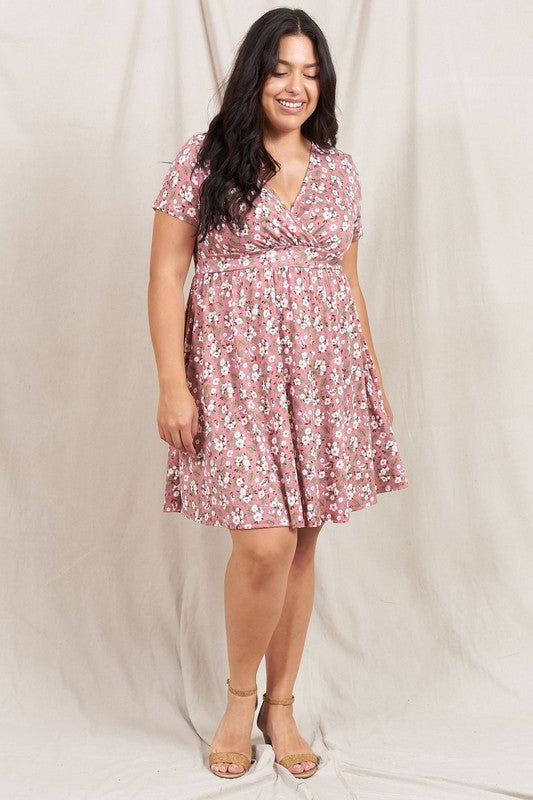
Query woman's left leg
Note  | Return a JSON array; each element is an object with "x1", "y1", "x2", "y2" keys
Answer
[{"x1": 258, "y1": 523, "x2": 323, "y2": 774}]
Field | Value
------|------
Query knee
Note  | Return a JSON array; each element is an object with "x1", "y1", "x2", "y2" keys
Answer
[
  {"x1": 232, "y1": 527, "x2": 297, "y2": 580},
  {"x1": 292, "y1": 527, "x2": 321, "y2": 566},
  {"x1": 291, "y1": 544, "x2": 316, "y2": 570}
]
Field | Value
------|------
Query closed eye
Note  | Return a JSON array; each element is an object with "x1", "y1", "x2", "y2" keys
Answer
[{"x1": 272, "y1": 72, "x2": 319, "y2": 79}]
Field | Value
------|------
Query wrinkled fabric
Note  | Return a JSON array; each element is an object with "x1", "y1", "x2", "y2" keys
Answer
[{"x1": 153, "y1": 132, "x2": 408, "y2": 528}]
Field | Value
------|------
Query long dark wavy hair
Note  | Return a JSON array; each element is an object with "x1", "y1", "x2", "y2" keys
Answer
[{"x1": 193, "y1": 8, "x2": 338, "y2": 241}]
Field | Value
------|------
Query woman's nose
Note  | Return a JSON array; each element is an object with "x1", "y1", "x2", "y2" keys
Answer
[{"x1": 285, "y1": 75, "x2": 303, "y2": 93}]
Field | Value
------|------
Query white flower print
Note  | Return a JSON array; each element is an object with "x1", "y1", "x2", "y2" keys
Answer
[{"x1": 154, "y1": 132, "x2": 408, "y2": 527}]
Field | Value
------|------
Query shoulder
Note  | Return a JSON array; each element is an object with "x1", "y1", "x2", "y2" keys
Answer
[
  {"x1": 333, "y1": 147, "x2": 359, "y2": 179},
  {"x1": 163, "y1": 131, "x2": 209, "y2": 189},
  {"x1": 183, "y1": 130, "x2": 207, "y2": 149},
  {"x1": 318, "y1": 142, "x2": 361, "y2": 181},
  {"x1": 174, "y1": 131, "x2": 207, "y2": 165}
]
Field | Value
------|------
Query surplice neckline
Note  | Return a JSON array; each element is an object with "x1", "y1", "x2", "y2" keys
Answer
[{"x1": 262, "y1": 139, "x2": 316, "y2": 216}]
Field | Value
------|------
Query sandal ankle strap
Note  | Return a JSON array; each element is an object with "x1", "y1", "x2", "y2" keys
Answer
[
  {"x1": 262, "y1": 691, "x2": 294, "y2": 705},
  {"x1": 226, "y1": 677, "x2": 257, "y2": 696}
]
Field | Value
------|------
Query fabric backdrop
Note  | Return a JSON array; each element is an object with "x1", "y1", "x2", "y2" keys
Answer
[{"x1": 1, "y1": 1, "x2": 532, "y2": 798}]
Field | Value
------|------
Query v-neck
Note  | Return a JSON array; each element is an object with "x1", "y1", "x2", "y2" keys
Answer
[{"x1": 263, "y1": 140, "x2": 316, "y2": 216}]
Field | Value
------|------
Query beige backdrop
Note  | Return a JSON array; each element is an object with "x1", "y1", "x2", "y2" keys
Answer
[{"x1": 2, "y1": 1, "x2": 532, "y2": 798}]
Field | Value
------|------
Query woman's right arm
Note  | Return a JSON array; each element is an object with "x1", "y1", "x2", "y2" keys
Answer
[{"x1": 148, "y1": 210, "x2": 199, "y2": 455}]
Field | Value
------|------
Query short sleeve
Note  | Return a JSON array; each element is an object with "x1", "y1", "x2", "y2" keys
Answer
[
  {"x1": 152, "y1": 133, "x2": 205, "y2": 226},
  {"x1": 348, "y1": 155, "x2": 364, "y2": 241}
]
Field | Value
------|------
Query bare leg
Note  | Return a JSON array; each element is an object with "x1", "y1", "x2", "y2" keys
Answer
[
  {"x1": 209, "y1": 525, "x2": 297, "y2": 775},
  {"x1": 258, "y1": 524, "x2": 323, "y2": 774}
]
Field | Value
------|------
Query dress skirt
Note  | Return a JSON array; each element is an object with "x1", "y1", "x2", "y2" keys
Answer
[{"x1": 163, "y1": 261, "x2": 409, "y2": 529}]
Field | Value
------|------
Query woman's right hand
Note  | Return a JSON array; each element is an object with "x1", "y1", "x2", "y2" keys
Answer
[{"x1": 157, "y1": 385, "x2": 199, "y2": 456}]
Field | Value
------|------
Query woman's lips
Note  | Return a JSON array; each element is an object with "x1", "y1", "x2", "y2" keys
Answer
[{"x1": 276, "y1": 99, "x2": 305, "y2": 114}]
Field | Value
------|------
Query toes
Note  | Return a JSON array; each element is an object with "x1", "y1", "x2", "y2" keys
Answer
[
  {"x1": 212, "y1": 761, "x2": 245, "y2": 775},
  {"x1": 289, "y1": 761, "x2": 315, "y2": 774}
]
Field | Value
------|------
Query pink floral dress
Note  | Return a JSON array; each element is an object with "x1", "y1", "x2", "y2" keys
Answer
[{"x1": 152, "y1": 132, "x2": 409, "y2": 529}]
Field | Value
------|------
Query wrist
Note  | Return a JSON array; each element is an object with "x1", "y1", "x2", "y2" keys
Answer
[{"x1": 159, "y1": 374, "x2": 188, "y2": 392}]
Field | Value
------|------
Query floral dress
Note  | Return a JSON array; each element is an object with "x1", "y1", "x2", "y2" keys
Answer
[{"x1": 152, "y1": 132, "x2": 409, "y2": 529}]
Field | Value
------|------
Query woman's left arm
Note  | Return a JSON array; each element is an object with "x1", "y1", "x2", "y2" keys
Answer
[{"x1": 341, "y1": 240, "x2": 394, "y2": 424}]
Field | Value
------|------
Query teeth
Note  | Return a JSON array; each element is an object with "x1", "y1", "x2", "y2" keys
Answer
[{"x1": 278, "y1": 100, "x2": 303, "y2": 108}]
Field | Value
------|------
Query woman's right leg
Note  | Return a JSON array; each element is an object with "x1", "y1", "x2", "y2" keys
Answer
[{"x1": 209, "y1": 525, "x2": 297, "y2": 775}]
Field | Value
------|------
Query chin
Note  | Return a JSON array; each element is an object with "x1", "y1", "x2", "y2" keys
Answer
[{"x1": 267, "y1": 108, "x2": 313, "y2": 131}]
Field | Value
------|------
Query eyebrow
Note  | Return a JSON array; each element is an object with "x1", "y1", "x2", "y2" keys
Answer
[{"x1": 277, "y1": 59, "x2": 320, "y2": 68}]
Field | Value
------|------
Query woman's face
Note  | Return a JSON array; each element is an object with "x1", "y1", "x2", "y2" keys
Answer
[{"x1": 261, "y1": 34, "x2": 320, "y2": 137}]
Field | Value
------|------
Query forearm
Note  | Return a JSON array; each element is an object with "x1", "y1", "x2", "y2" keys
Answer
[{"x1": 147, "y1": 274, "x2": 188, "y2": 392}]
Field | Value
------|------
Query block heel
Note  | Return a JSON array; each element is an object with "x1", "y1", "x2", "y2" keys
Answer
[
  {"x1": 256, "y1": 690, "x2": 318, "y2": 778},
  {"x1": 209, "y1": 678, "x2": 258, "y2": 779}
]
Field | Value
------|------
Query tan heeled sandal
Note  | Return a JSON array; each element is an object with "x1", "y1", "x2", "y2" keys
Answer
[
  {"x1": 256, "y1": 690, "x2": 319, "y2": 778},
  {"x1": 209, "y1": 678, "x2": 258, "y2": 779}
]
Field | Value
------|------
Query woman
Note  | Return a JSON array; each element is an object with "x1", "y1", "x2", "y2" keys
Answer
[{"x1": 148, "y1": 7, "x2": 408, "y2": 781}]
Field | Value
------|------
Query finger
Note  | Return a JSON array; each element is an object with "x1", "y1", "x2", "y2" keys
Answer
[
  {"x1": 180, "y1": 426, "x2": 197, "y2": 456},
  {"x1": 169, "y1": 428, "x2": 183, "y2": 451},
  {"x1": 191, "y1": 413, "x2": 199, "y2": 438}
]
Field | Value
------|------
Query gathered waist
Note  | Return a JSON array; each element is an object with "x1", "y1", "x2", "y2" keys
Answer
[{"x1": 194, "y1": 244, "x2": 343, "y2": 275}]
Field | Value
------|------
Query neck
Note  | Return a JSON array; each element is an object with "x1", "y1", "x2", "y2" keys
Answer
[{"x1": 263, "y1": 127, "x2": 309, "y2": 154}]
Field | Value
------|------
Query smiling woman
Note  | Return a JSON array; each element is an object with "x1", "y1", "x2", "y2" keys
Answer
[
  {"x1": 259, "y1": 36, "x2": 321, "y2": 210},
  {"x1": 260, "y1": 37, "x2": 321, "y2": 210},
  {"x1": 148, "y1": 5, "x2": 409, "y2": 784}
]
